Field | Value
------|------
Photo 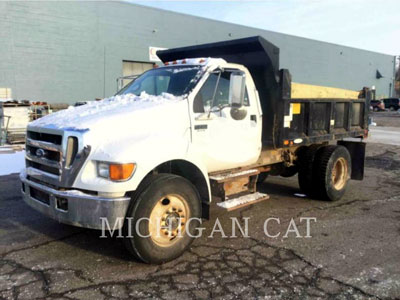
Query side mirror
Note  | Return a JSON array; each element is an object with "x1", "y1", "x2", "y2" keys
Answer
[
  {"x1": 229, "y1": 72, "x2": 247, "y2": 120},
  {"x1": 229, "y1": 72, "x2": 246, "y2": 107}
]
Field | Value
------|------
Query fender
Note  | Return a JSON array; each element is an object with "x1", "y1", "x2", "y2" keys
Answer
[{"x1": 72, "y1": 131, "x2": 211, "y2": 203}]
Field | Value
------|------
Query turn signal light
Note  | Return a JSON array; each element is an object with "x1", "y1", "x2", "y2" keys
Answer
[{"x1": 109, "y1": 163, "x2": 136, "y2": 181}]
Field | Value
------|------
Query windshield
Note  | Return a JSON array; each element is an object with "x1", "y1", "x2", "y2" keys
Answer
[{"x1": 117, "y1": 66, "x2": 202, "y2": 97}]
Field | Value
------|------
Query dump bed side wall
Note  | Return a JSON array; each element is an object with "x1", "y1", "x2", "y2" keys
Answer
[
  {"x1": 275, "y1": 69, "x2": 370, "y2": 147},
  {"x1": 282, "y1": 98, "x2": 369, "y2": 146}
]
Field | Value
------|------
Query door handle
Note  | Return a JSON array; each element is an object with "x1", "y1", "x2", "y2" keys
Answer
[
  {"x1": 250, "y1": 115, "x2": 257, "y2": 123},
  {"x1": 194, "y1": 124, "x2": 208, "y2": 130}
]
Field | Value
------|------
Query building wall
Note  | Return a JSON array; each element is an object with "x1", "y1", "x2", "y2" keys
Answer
[{"x1": 0, "y1": 1, "x2": 396, "y2": 103}]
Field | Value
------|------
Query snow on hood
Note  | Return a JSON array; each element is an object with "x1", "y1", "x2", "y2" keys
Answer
[
  {"x1": 29, "y1": 92, "x2": 189, "y2": 149},
  {"x1": 29, "y1": 92, "x2": 184, "y2": 132}
]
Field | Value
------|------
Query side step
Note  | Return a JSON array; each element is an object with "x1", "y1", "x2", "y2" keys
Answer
[
  {"x1": 209, "y1": 169, "x2": 260, "y2": 182},
  {"x1": 209, "y1": 169, "x2": 260, "y2": 201},
  {"x1": 216, "y1": 192, "x2": 270, "y2": 211}
]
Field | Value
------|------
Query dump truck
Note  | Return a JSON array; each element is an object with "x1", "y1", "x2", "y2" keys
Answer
[{"x1": 20, "y1": 36, "x2": 369, "y2": 263}]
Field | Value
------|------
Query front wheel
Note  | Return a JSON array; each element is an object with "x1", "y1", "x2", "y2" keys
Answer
[{"x1": 123, "y1": 174, "x2": 201, "y2": 264}]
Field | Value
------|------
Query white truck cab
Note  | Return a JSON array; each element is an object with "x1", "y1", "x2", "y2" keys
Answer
[{"x1": 20, "y1": 58, "x2": 264, "y2": 261}]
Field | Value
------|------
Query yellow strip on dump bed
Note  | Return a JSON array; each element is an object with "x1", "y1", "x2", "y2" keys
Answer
[{"x1": 291, "y1": 83, "x2": 359, "y2": 99}]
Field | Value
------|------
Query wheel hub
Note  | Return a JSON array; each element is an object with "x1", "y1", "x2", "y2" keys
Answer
[
  {"x1": 332, "y1": 157, "x2": 348, "y2": 190},
  {"x1": 164, "y1": 211, "x2": 181, "y2": 231},
  {"x1": 148, "y1": 194, "x2": 189, "y2": 247}
]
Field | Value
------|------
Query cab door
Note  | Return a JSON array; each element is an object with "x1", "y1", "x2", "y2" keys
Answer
[{"x1": 191, "y1": 69, "x2": 262, "y2": 172}]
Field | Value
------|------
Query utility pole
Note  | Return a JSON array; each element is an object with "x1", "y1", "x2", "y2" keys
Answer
[{"x1": 395, "y1": 56, "x2": 400, "y2": 97}]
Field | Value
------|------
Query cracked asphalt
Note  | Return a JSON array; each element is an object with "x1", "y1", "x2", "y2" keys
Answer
[{"x1": 1, "y1": 115, "x2": 400, "y2": 299}]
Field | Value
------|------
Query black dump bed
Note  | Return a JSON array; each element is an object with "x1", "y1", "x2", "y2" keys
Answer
[{"x1": 157, "y1": 36, "x2": 370, "y2": 149}]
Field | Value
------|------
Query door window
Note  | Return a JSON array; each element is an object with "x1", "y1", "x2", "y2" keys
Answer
[{"x1": 194, "y1": 70, "x2": 249, "y2": 113}]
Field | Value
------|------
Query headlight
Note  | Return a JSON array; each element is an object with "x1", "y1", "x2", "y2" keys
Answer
[
  {"x1": 98, "y1": 162, "x2": 110, "y2": 178},
  {"x1": 97, "y1": 162, "x2": 136, "y2": 181}
]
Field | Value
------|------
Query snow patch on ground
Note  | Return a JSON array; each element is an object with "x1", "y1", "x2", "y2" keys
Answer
[{"x1": 0, "y1": 151, "x2": 25, "y2": 176}]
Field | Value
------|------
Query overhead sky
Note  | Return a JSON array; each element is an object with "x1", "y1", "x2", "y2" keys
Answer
[{"x1": 130, "y1": 0, "x2": 400, "y2": 57}]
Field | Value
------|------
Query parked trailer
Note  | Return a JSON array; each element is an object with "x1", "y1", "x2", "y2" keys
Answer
[{"x1": 20, "y1": 36, "x2": 369, "y2": 263}]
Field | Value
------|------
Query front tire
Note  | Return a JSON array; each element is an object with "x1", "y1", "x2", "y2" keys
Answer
[
  {"x1": 313, "y1": 145, "x2": 351, "y2": 201},
  {"x1": 123, "y1": 174, "x2": 201, "y2": 264}
]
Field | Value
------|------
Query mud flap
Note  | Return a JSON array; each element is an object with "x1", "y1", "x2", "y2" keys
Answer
[{"x1": 337, "y1": 140, "x2": 366, "y2": 180}]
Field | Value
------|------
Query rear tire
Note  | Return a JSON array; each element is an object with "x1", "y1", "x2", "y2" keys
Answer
[
  {"x1": 313, "y1": 145, "x2": 351, "y2": 201},
  {"x1": 280, "y1": 166, "x2": 298, "y2": 177},
  {"x1": 123, "y1": 174, "x2": 201, "y2": 264},
  {"x1": 257, "y1": 172, "x2": 269, "y2": 183},
  {"x1": 297, "y1": 145, "x2": 321, "y2": 196}
]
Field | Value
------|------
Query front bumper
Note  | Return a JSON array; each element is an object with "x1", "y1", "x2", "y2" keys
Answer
[{"x1": 20, "y1": 172, "x2": 131, "y2": 230}]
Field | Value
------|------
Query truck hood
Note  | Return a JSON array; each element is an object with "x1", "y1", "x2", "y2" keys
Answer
[{"x1": 29, "y1": 92, "x2": 190, "y2": 146}]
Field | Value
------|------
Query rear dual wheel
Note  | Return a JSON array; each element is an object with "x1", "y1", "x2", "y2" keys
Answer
[
  {"x1": 298, "y1": 145, "x2": 351, "y2": 201},
  {"x1": 257, "y1": 165, "x2": 297, "y2": 184},
  {"x1": 257, "y1": 172, "x2": 269, "y2": 183},
  {"x1": 297, "y1": 145, "x2": 320, "y2": 196}
]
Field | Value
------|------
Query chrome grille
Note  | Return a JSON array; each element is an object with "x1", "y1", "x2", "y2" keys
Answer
[
  {"x1": 25, "y1": 127, "x2": 91, "y2": 187},
  {"x1": 26, "y1": 130, "x2": 64, "y2": 185},
  {"x1": 25, "y1": 128, "x2": 90, "y2": 188},
  {"x1": 65, "y1": 136, "x2": 78, "y2": 168},
  {"x1": 27, "y1": 131, "x2": 62, "y2": 145}
]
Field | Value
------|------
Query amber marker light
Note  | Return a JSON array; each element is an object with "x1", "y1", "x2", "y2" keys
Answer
[{"x1": 109, "y1": 163, "x2": 136, "y2": 181}]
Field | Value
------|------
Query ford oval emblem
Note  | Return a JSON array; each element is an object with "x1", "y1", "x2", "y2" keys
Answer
[{"x1": 36, "y1": 148, "x2": 46, "y2": 158}]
